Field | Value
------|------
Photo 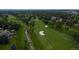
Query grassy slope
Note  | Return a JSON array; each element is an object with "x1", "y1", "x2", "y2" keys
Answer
[
  {"x1": 0, "y1": 15, "x2": 26, "y2": 50},
  {"x1": 32, "y1": 19, "x2": 73, "y2": 50}
]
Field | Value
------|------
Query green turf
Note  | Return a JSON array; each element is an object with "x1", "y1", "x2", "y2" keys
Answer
[{"x1": 32, "y1": 19, "x2": 73, "y2": 50}]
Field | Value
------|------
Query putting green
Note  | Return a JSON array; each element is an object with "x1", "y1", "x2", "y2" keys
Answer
[{"x1": 32, "y1": 19, "x2": 73, "y2": 50}]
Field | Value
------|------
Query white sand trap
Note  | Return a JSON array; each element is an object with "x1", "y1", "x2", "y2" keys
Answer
[
  {"x1": 39, "y1": 31, "x2": 45, "y2": 36},
  {"x1": 45, "y1": 25, "x2": 48, "y2": 28}
]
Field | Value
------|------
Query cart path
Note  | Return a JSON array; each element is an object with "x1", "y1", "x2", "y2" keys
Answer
[{"x1": 25, "y1": 30, "x2": 35, "y2": 50}]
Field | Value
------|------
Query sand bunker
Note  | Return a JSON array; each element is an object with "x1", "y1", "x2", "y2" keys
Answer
[
  {"x1": 39, "y1": 31, "x2": 45, "y2": 36},
  {"x1": 45, "y1": 25, "x2": 48, "y2": 28}
]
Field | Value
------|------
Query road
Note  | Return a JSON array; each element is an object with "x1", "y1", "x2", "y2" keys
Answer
[{"x1": 25, "y1": 30, "x2": 35, "y2": 50}]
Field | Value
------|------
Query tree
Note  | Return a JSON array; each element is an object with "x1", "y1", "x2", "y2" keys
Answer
[
  {"x1": 54, "y1": 22, "x2": 63, "y2": 32},
  {"x1": 11, "y1": 44, "x2": 16, "y2": 50},
  {"x1": 73, "y1": 32, "x2": 79, "y2": 43},
  {"x1": 0, "y1": 35, "x2": 9, "y2": 45}
]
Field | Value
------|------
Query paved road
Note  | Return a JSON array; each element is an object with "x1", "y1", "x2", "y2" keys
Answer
[{"x1": 25, "y1": 30, "x2": 35, "y2": 50}]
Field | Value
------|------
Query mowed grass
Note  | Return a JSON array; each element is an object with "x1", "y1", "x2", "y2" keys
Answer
[
  {"x1": 0, "y1": 15, "x2": 26, "y2": 50},
  {"x1": 32, "y1": 19, "x2": 73, "y2": 50}
]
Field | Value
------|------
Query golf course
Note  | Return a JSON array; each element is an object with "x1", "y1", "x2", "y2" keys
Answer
[
  {"x1": 31, "y1": 19, "x2": 73, "y2": 50},
  {"x1": 0, "y1": 10, "x2": 79, "y2": 50}
]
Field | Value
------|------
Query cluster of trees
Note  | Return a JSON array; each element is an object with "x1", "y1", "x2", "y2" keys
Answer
[
  {"x1": 0, "y1": 35, "x2": 9, "y2": 44},
  {"x1": 0, "y1": 22, "x2": 20, "y2": 31},
  {"x1": 0, "y1": 16, "x2": 20, "y2": 31},
  {"x1": 0, "y1": 16, "x2": 20, "y2": 45},
  {"x1": 73, "y1": 32, "x2": 79, "y2": 43}
]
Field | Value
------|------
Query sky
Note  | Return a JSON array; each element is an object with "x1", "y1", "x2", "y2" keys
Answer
[{"x1": 0, "y1": 0, "x2": 78, "y2": 9}]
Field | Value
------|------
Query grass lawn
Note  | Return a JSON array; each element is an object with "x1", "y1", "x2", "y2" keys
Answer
[
  {"x1": 0, "y1": 15, "x2": 26, "y2": 50},
  {"x1": 32, "y1": 19, "x2": 73, "y2": 50}
]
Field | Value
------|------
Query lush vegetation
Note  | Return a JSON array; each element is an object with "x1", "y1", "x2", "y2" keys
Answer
[
  {"x1": 0, "y1": 15, "x2": 27, "y2": 50},
  {"x1": 0, "y1": 10, "x2": 79, "y2": 50}
]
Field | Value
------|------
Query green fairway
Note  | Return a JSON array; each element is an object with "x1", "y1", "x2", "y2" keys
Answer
[{"x1": 32, "y1": 19, "x2": 73, "y2": 50}]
